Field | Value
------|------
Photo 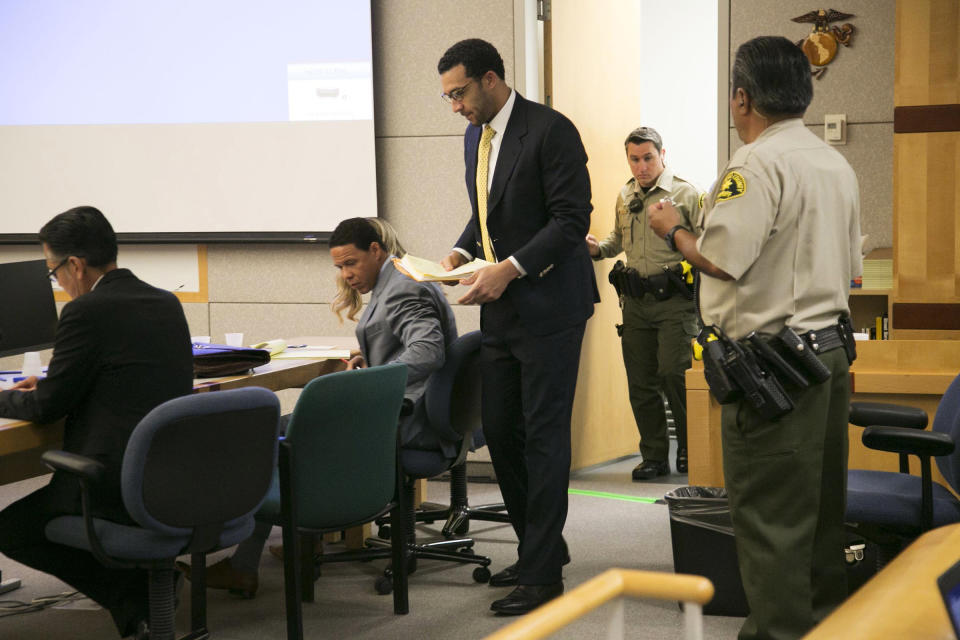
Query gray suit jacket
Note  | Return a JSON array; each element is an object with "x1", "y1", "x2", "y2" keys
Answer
[{"x1": 356, "y1": 260, "x2": 458, "y2": 456}]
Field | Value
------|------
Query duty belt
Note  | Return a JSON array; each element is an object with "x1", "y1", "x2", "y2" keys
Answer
[{"x1": 801, "y1": 325, "x2": 845, "y2": 355}]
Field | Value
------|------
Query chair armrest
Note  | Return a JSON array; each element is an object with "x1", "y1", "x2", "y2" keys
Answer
[
  {"x1": 850, "y1": 402, "x2": 928, "y2": 429},
  {"x1": 42, "y1": 450, "x2": 106, "y2": 483},
  {"x1": 862, "y1": 425, "x2": 955, "y2": 458}
]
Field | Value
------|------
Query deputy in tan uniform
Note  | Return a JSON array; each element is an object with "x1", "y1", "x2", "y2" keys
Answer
[
  {"x1": 586, "y1": 127, "x2": 700, "y2": 480},
  {"x1": 649, "y1": 36, "x2": 861, "y2": 640}
]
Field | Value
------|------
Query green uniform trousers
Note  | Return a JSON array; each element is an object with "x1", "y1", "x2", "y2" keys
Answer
[
  {"x1": 722, "y1": 348, "x2": 850, "y2": 640},
  {"x1": 620, "y1": 293, "x2": 697, "y2": 463}
]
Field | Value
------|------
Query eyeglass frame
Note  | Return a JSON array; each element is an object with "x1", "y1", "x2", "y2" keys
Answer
[
  {"x1": 47, "y1": 256, "x2": 70, "y2": 282},
  {"x1": 440, "y1": 79, "x2": 474, "y2": 104}
]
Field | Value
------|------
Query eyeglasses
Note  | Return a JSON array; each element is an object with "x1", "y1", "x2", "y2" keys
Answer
[
  {"x1": 440, "y1": 80, "x2": 473, "y2": 104},
  {"x1": 47, "y1": 256, "x2": 70, "y2": 282}
]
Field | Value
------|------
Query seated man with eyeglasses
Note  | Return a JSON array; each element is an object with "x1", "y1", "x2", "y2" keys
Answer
[{"x1": 0, "y1": 206, "x2": 193, "y2": 639}]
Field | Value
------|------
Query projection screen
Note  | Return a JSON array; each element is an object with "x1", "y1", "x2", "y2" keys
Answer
[{"x1": 0, "y1": 0, "x2": 377, "y2": 242}]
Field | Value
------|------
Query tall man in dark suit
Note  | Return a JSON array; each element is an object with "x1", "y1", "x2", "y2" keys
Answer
[
  {"x1": 0, "y1": 206, "x2": 193, "y2": 639},
  {"x1": 437, "y1": 39, "x2": 597, "y2": 615}
]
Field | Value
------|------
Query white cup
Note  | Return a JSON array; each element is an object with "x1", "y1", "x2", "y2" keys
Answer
[
  {"x1": 191, "y1": 335, "x2": 211, "y2": 344},
  {"x1": 225, "y1": 333, "x2": 244, "y2": 347},
  {"x1": 22, "y1": 351, "x2": 43, "y2": 377}
]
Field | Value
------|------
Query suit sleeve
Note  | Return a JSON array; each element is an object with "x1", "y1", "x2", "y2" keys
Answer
[
  {"x1": 382, "y1": 284, "x2": 448, "y2": 390},
  {"x1": 0, "y1": 300, "x2": 99, "y2": 424},
  {"x1": 511, "y1": 115, "x2": 593, "y2": 278}
]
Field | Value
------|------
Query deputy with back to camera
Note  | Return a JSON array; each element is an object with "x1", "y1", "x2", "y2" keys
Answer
[
  {"x1": 649, "y1": 35, "x2": 862, "y2": 640},
  {"x1": 586, "y1": 126, "x2": 700, "y2": 481}
]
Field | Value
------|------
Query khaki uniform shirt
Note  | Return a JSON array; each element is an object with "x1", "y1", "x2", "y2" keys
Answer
[
  {"x1": 697, "y1": 118, "x2": 862, "y2": 340},
  {"x1": 596, "y1": 167, "x2": 702, "y2": 277}
]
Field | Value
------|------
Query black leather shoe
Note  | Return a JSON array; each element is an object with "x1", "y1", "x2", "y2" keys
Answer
[
  {"x1": 488, "y1": 563, "x2": 520, "y2": 587},
  {"x1": 491, "y1": 583, "x2": 564, "y2": 615},
  {"x1": 632, "y1": 460, "x2": 669, "y2": 481},
  {"x1": 489, "y1": 551, "x2": 571, "y2": 587},
  {"x1": 675, "y1": 448, "x2": 688, "y2": 473}
]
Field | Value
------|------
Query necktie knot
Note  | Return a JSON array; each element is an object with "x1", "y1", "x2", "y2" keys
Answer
[{"x1": 481, "y1": 125, "x2": 496, "y2": 145}]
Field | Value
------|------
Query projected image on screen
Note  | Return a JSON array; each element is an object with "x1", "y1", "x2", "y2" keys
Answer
[{"x1": 0, "y1": 0, "x2": 377, "y2": 239}]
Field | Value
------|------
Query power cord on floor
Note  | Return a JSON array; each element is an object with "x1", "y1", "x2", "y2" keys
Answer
[{"x1": 0, "y1": 591, "x2": 83, "y2": 617}]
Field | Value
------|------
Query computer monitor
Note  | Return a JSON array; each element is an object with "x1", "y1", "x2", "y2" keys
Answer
[{"x1": 0, "y1": 259, "x2": 58, "y2": 357}]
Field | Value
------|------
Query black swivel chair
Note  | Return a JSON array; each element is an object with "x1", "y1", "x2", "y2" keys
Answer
[
  {"x1": 420, "y1": 425, "x2": 511, "y2": 539},
  {"x1": 354, "y1": 331, "x2": 495, "y2": 588},
  {"x1": 43, "y1": 387, "x2": 281, "y2": 640},
  {"x1": 846, "y1": 371, "x2": 960, "y2": 568}
]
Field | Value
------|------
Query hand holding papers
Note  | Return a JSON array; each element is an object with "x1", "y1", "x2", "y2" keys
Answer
[{"x1": 393, "y1": 254, "x2": 494, "y2": 282}]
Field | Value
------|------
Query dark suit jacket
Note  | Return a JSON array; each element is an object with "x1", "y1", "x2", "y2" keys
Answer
[
  {"x1": 455, "y1": 93, "x2": 599, "y2": 335},
  {"x1": 0, "y1": 269, "x2": 193, "y2": 521}
]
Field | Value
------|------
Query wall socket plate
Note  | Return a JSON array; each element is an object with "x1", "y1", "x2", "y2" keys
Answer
[{"x1": 825, "y1": 113, "x2": 847, "y2": 145}]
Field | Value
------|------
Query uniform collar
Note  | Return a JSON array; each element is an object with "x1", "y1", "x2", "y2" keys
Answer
[
  {"x1": 631, "y1": 166, "x2": 676, "y2": 197},
  {"x1": 753, "y1": 117, "x2": 805, "y2": 144}
]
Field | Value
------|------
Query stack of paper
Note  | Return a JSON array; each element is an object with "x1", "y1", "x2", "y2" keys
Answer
[
  {"x1": 272, "y1": 346, "x2": 352, "y2": 360},
  {"x1": 861, "y1": 258, "x2": 892, "y2": 290},
  {"x1": 393, "y1": 254, "x2": 494, "y2": 282}
]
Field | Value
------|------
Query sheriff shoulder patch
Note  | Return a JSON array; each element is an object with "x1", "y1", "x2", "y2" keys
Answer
[{"x1": 716, "y1": 171, "x2": 746, "y2": 202}]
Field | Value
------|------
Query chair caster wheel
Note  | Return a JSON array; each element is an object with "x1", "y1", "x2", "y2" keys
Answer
[
  {"x1": 473, "y1": 567, "x2": 491, "y2": 583},
  {"x1": 374, "y1": 575, "x2": 392, "y2": 595},
  {"x1": 377, "y1": 525, "x2": 391, "y2": 540}
]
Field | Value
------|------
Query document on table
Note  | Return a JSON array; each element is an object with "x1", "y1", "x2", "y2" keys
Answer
[
  {"x1": 393, "y1": 254, "x2": 493, "y2": 282},
  {"x1": 271, "y1": 346, "x2": 352, "y2": 360}
]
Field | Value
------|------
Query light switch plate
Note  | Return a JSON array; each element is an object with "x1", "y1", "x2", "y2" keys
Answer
[{"x1": 825, "y1": 113, "x2": 846, "y2": 144}]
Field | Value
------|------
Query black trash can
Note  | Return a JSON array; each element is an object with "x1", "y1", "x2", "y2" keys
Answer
[{"x1": 664, "y1": 486, "x2": 749, "y2": 617}]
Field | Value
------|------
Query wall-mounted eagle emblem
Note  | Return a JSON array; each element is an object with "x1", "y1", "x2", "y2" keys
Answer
[{"x1": 792, "y1": 8, "x2": 856, "y2": 78}]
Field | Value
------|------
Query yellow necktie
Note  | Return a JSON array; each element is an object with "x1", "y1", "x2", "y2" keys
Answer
[{"x1": 476, "y1": 125, "x2": 496, "y2": 261}]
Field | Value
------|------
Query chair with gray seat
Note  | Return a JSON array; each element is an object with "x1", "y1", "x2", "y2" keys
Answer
[
  {"x1": 43, "y1": 386, "x2": 281, "y2": 640},
  {"x1": 846, "y1": 371, "x2": 960, "y2": 568}
]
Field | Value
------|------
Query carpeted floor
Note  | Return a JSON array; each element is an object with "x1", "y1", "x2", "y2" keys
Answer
[{"x1": 0, "y1": 452, "x2": 746, "y2": 639}]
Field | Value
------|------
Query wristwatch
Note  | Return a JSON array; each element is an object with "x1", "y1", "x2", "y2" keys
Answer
[{"x1": 664, "y1": 225, "x2": 685, "y2": 252}]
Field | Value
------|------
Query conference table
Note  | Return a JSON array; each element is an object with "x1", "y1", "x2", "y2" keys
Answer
[{"x1": 0, "y1": 336, "x2": 358, "y2": 486}]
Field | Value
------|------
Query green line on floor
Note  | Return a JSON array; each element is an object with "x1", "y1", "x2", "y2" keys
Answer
[{"x1": 568, "y1": 488, "x2": 658, "y2": 503}]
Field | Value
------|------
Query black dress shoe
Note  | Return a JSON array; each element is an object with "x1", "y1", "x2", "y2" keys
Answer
[
  {"x1": 675, "y1": 447, "x2": 688, "y2": 473},
  {"x1": 632, "y1": 460, "x2": 669, "y2": 481},
  {"x1": 491, "y1": 583, "x2": 564, "y2": 615},
  {"x1": 489, "y1": 551, "x2": 571, "y2": 587},
  {"x1": 489, "y1": 563, "x2": 520, "y2": 587}
]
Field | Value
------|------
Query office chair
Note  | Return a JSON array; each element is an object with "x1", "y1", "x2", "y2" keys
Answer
[
  {"x1": 846, "y1": 371, "x2": 960, "y2": 567},
  {"x1": 366, "y1": 331, "x2": 494, "y2": 588},
  {"x1": 252, "y1": 363, "x2": 410, "y2": 640},
  {"x1": 425, "y1": 426, "x2": 511, "y2": 539},
  {"x1": 43, "y1": 387, "x2": 281, "y2": 640}
]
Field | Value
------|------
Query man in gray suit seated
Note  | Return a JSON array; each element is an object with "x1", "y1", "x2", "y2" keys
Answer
[
  {"x1": 179, "y1": 217, "x2": 459, "y2": 597},
  {"x1": 332, "y1": 217, "x2": 460, "y2": 456}
]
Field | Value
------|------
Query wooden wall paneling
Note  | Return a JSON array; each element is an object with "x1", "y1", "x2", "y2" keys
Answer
[
  {"x1": 551, "y1": 0, "x2": 646, "y2": 469},
  {"x1": 894, "y1": 132, "x2": 960, "y2": 303},
  {"x1": 895, "y1": 0, "x2": 960, "y2": 107}
]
